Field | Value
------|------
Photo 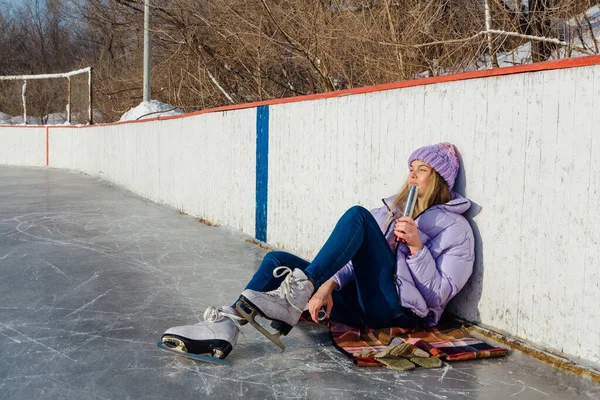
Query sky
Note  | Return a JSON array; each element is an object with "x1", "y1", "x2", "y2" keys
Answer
[
  {"x1": 2, "y1": 0, "x2": 26, "y2": 9},
  {"x1": 2, "y1": 0, "x2": 46, "y2": 9}
]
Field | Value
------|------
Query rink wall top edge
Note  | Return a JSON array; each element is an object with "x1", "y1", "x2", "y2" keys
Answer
[{"x1": 3, "y1": 54, "x2": 600, "y2": 130}]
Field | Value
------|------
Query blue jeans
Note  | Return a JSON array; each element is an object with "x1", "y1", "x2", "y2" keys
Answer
[{"x1": 235, "y1": 206, "x2": 421, "y2": 329}]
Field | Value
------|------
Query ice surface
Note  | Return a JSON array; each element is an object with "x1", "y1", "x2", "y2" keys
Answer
[{"x1": 0, "y1": 165, "x2": 598, "y2": 400}]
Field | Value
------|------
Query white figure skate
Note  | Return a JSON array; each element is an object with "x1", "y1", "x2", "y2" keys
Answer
[
  {"x1": 237, "y1": 267, "x2": 314, "y2": 350},
  {"x1": 159, "y1": 306, "x2": 244, "y2": 365}
]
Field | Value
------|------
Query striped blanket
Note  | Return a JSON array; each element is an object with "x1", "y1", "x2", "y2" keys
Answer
[{"x1": 329, "y1": 321, "x2": 509, "y2": 370}]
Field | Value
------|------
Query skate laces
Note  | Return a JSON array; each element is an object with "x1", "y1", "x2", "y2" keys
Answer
[
  {"x1": 203, "y1": 306, "x2": 244, "y2": 330},
  {"x1": 269, "y1": 267, "x2": 308, "y2": 313}
]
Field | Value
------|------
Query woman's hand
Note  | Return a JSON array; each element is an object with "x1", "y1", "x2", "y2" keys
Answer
[
  {"x1": 394, "y1": 216, "x2": 423, "y2": 255},
  {"x1": 308, "y1": 279, "x2": 336, "y2": 321}
]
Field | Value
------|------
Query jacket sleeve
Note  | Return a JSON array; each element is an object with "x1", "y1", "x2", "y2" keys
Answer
[
  {"x1": 405, "y1": 227, "x2": 474, "y2": 308},
  {"x1": 331, "y1": 261, "x2": 354, "y2": 290}
]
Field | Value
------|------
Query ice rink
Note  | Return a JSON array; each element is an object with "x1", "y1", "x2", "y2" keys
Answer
[{"x1": 0, "y1": 165, "x2": 598, "y2": 399}]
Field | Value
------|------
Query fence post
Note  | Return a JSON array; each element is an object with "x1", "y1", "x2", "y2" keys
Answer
[
  {"x1": 67, "y1": 77, "x2": 72, "y2": 124},
  {"x1": 88, "y1": 67, "x2": 93, "y2": 125},
  {"x1": 143, "y1": 0, "x2": 152, "y2": 102},
  {"x1": 484, "y1": 0, "x2": 499, "y2": 68},
  {"x1": 22, "y1": 80, "x2": 27, "y2": 125}
]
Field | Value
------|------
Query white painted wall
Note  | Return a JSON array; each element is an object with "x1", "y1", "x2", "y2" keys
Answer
[
  {"x1": 49, "y1": 110, "x2": 257, "y2": 233},
  {"x1": 0, "y1": 127, "x2": 46, "y2": 166},
  {"x1": 0, "y1": 62, "x2": 598, "y2": 368}
]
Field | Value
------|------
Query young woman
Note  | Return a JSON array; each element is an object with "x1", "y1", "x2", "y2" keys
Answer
[{"x1": 161, "y1": 143, "x2": 475, "y2": 360}]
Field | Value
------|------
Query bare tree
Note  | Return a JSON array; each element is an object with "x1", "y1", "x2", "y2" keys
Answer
[
  {"x1": 0, "y1": 0, "x2": 90, "y2": 120},
  {"x1": 3, "y1": 0, "x2": 598, "y2": 122}
]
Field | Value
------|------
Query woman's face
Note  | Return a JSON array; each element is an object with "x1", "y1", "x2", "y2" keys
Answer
[{"x1": 408, "y1": 160, "x2": 433, "y2": 196}]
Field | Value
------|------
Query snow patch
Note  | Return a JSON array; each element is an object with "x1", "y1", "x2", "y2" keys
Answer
[
  {"x1": 119, "y1": 100, "x2": 184, "y2": 122},
  {"x1": 9, "y1": 115, "x2": 41, "y2": 125},
  {"x1": 0, "y1": 111, "x2": 11, "y2": 125},
  {"x1": 421, "y1": 5, "x2": 599, "y2": 77},
  {"x1": 560, "y1": 5, "x2": 600, "y2": 56},
  {"x1": 0, "y1": 110, "x2": 104, "y2": 125},
  {"x1": 496, "y1": 42, "x2": 533, "y2": 67},
  {"x1": 44, "y1": 112, "x2": 67, "y2": 125}
]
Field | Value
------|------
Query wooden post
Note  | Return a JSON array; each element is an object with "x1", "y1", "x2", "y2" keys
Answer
[
  {"x1": 22, "y1": 80, "x2": 27, "y2": 125},
  {"x1": 88, "y1": 67, "x2": 94, "y2": 125},
  {"x1": 67, "y1": 77, "x2": 72, "y2": 124},
  {"x1": 484, "y1": 0, "x2": 499, "y2": 68}
]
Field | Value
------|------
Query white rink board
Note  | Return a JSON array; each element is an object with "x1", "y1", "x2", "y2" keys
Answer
[
  {"x1": 0, "y1": 61, "x2": 598, "y2": 368},
  {"x1": 268, "y1": 65, "x2": 600, "y2": 367},
  {"x1": 0, "y1": 127, "x2": 46, "y2": 166},
  {"x1": 48, "y1": 111, "x2": 257, "y2": 233}
]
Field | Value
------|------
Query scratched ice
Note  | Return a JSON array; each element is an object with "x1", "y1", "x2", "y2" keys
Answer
[{"x1": 0, "y1": 166, "x2": 598, "y2": 400}]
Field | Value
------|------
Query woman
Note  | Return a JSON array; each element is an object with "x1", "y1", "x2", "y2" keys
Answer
[{"x1": 161, "y1": 143, "x2": 474, "y2": 360}]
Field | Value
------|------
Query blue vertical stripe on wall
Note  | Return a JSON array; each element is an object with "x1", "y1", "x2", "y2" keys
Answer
[{"x1": 255, "y1": 106, "x2": 269, "y2": 242}]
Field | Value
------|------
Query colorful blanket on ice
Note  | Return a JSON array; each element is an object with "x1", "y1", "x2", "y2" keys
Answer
[{"x1": 328, "y1": 321, "x2": 509, "y2": 371}]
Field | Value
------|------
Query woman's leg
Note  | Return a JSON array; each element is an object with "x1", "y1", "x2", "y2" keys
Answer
[
  {"x1": 231, "y1": 251, "x2": 309, "y2": 308},
  {"x1": 305, "y1": 206, "x2": 419, "y2": 328},
  {"x1": 331, "y1": 285, "x2": 420, "y2": 329}
]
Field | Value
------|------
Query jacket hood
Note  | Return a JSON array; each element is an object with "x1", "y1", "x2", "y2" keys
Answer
[{"x1": 382, "y1": 191, "x2": 471, "y2": 216}]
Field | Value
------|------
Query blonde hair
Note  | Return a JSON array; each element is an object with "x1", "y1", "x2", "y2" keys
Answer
[{"x1": 388, "y1": 169, "x2": 451, "y2": 221}]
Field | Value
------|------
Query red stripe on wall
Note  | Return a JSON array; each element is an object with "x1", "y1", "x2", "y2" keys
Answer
[{"x1": 46, "y1": 126, "x2": 49, "y2": 166}]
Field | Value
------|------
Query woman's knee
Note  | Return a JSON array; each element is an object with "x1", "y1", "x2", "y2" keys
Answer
[
  {"x1": 261, "y1": 251, "x2": 309, "y2": 270},
  {"x1": 344, "y1": 205, "x2": 369, "y2": 219},
  {"x1": 262, "y1": 251, "x2": 288, "y2": 266}
]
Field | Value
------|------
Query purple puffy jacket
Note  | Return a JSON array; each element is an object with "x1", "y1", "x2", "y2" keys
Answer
[{"x1": 332, "y1": 193, "x2": 475, "y2": 326}]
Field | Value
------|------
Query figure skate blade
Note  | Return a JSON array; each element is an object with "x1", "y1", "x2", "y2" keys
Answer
[
  {"x1": 236, "y1": 299, "x2": 286, "y2": 350},
  {"x1": 157, "y1": 341, "x2": 230, "y2": 365}
]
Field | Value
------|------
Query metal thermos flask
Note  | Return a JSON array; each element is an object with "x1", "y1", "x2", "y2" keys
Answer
[
  {"x1": 395, "y1": 185, "x2": 419, "y2": 243},
  {"x1": 403, "y1": 185, "x2": 419, "y2": 218}
]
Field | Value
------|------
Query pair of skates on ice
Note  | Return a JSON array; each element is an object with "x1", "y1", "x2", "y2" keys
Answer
[{"x1": 158, "y1": 267, "x2": 315, "y2": 365}]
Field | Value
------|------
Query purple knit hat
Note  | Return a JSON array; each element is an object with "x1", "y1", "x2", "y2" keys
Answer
[{"x1": 408, "y1": 143, "x2": 460, "y2": 191}]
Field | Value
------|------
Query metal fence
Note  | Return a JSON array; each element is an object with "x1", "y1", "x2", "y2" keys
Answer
[{"x1": 0, "y1": 67, "x2": 93, "y2": 125}]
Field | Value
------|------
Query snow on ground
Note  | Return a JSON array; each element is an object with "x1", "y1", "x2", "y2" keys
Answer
[
  {"x1": 497, "y1": 42, "x2": 533, "y2": 67},
  {"x1": 436, "y1": 5, "x2": 599, "y2": 75},
  {"x1": 556, "y1": 5, "x2": 600, "y2": 58},
  {"x1": 0, "y1": 111, "x2": 11, "y2": 125},
  {"x1": 119, "y1": 100, "x2": 183, "y2": 122},
  {"x1": 45, "y1": 112, "x2": 68, "y2": 125},
  {"x1": 566, "y1": 5, "x2": 600, "y2": 37},
  {"x1": 0, "y1": 109, "x2": 105, "y2": 126},
  {"x1": 8, "y1": 115, "x2": 41, "y2": 125}
]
